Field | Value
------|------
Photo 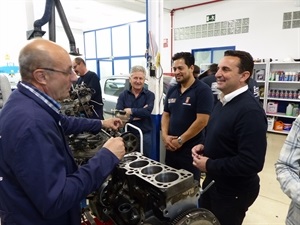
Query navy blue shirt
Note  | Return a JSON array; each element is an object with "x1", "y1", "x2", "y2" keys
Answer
[
  {"x1": 164, "y1": 79, "x2": 214, "y2": 148},
  {"x1": 116, "y1": 88, "x2": 155, "y2": 134}
]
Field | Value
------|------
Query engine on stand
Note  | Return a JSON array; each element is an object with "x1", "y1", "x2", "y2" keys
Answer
[
  {"x1": 88, "y1": 152, "x2": 220, "y2": 225},
  {"x1": 60, "y1": 83, "x2": 96, "y2": 118},
  {"x1": 59, "y1": 84, "x2": 139, "y2": 164},
  {"x1": 60, "y1": 84, "x2": 220, "y2": 225}
]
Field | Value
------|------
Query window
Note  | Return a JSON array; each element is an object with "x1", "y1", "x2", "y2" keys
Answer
[
  {"x1": 84, "y1": 20, "x2": 146, "y2": 78},
  {"x1": 192, "y1": 46, "x2": 235, "y2": 71},
  {"x1": 104, "y1": 78, "x2": 127, "y2": 97}
]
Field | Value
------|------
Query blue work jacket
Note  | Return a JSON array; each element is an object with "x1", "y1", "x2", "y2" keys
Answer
[{"x1": 0, "y1": 83, "x2": 119, "y2": 225}]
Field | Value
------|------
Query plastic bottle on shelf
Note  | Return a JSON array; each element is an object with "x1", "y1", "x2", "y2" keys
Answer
[
  {"x1": 293, "y1": 72, "x2": 297, "y2": 81},
  {"x1": 286, "y1": 103, "x2": 293, "y2": 116},
  {"x1": 284, "y1": 72, "x2": 288, "y2": 81},
  {"x1": 268, "y1": 89, "x2": 271, "y2": 97},
  {"x1": 276, "y1": 90, "x2": 281, "y2": 98},
  {"x1": 280, "y1": 90, "x2": 285, "y2": 98},
  {"x1": 293, "y1": 90, "x2": 298, "y2": 99},
  {"x1": 292, "y1": 104, "x2": 299, "y2": 117},
  {"x1": 275, "y1": 73, "x2": 279, "y2": 81},
  {"x1": 285, "y1": 90, "x2": 289, "y2": 99},
  {"x1": 286, "y1": 72, "x2": 291, "y2": 81},
  {"x1": 280, "y1": 71, "x2": 284, "y2": 81},
  {"x1": 269, "y1": 72, "x2": 274, "y2": 81},
  {"x1": 289, "y1": 72, "x2": 294, "y2": 81}
]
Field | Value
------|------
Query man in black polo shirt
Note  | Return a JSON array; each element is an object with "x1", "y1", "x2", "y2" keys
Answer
[{"x1": 161, "y1": 52, "x2": 214, "y2": 181}]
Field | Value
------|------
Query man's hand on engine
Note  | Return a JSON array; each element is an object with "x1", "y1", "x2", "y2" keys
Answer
[
  {"x1": 103, "y1": 137, "x2": 125, "y2": 160},
  {"x1": 101, "y1": 118, "x2": 123, "y2": 130}
]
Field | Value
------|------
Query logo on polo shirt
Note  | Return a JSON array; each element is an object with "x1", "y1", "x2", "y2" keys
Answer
[
  {"x1": 183, "y1": 97, "x2": 191, "y2": 106},
  {"x1": 168, "y1": 98, "x2": 176, "y2": 103}
]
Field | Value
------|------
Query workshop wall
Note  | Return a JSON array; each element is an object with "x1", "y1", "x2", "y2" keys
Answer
[
  {"x1": 161, "y1": 0, "x2": 300, "y2": 71},
  {"x1": 1, "y1": 0, "x2": 299, "y2": 75}
]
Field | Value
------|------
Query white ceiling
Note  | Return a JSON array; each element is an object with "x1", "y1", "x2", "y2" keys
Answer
[{"x1": 54, "y1": 0, "x2": 217, "y2": 30}]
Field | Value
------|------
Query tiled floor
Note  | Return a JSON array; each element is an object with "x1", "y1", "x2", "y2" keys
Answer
[{"x1": 243, "y1": 133, "x2": 290, "y2": 225}]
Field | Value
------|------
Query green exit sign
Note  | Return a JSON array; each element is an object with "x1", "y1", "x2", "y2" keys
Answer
[{"x1": 206, "y1": 14, "x2": 216, "y2": 22}]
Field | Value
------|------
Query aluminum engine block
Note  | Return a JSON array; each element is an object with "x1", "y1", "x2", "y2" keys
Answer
[{"x1": 89, "y1": 152, "x2": 200, "y2": 225}]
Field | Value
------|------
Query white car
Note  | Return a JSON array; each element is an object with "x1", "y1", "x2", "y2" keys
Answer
[
  {"x1": 100, "y1": 75, "x2": 172, "y2": 115},
  {"x1": 100, "y1": 75, "x2": 131, "y2": 115}
]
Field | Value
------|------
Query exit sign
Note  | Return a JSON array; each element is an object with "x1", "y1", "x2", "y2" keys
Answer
[{"x1": 206, "y1": 14, "x2": 216, "y2": 22}]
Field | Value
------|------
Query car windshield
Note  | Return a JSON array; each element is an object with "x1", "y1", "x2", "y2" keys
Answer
[
  {"x1": 163, "y1": 75, "x2": 173, "y2": 94},
  {"x1": 104, "y1": 78, "x2": 127, "y2": 97}
]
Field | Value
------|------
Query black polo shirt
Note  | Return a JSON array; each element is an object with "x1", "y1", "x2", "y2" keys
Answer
[{"x1": 164, "y1": 79, "x2": 214, "y2": 148}]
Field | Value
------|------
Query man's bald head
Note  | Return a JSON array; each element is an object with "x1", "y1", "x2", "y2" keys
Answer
[{"x1": 18, "y1": 38, "x2": 69, "y2": 82}]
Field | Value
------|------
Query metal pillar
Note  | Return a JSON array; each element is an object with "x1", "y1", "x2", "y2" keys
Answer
[{"x1": 146, "y1": 0, "x2": 164, "y2": 162}]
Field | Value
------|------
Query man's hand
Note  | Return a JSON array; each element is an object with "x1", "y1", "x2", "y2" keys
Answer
[
  {"x1": 191, "y1": 144, "x2": 204, "y2": 156},
  {"x1": 163, "y1": 135, "x2": 178, "y2": 151},
  {"x1": 170, "y1": 138, "x2": 182, "y2": 150},
  {"x1": 192, "y1": 144, "x2": 208, "y2": 172},
  {"x1": 124, "y1": 108, "x2": 132, "y2": 115},
  {"x1": 124, "y1": 108, "x2": 142, "y2": 121},
  {"x1": 103, "y1": 137, "x2": 125, "y2": 160},
  {"x1": 102, "y1": 118, "x2": 123, "y2": 130}
]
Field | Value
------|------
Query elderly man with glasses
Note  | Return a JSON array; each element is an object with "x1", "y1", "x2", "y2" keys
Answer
[{"x1": 0, "y1": 38, "x2": 125, "y2": 225}]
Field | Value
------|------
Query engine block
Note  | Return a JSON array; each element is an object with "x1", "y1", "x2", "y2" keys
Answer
[{"x1": 89, "y1": 152, "x2": 200, "y2": 225}]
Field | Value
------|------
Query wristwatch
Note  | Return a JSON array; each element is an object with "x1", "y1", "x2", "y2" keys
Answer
[{"x1": 177, "y1": 136, "x2": 183, "y2": 145}]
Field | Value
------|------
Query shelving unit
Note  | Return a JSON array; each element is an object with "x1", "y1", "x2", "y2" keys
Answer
[{"x1": 254, "y1": 61, "x2": 300, "y2": 135}]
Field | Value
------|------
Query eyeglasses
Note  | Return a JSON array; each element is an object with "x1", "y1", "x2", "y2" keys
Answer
[{"x1": 39, "y1": 67, "x2": 73, "y2": 76}]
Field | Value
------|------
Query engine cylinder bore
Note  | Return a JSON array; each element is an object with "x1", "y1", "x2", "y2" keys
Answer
[
  {"x1": 141, "y1": 165, "x2": 163, "y2": 175},
  {"x1": 121, "y1": 155, "x2": 138, "y2": 163},
  {"x1": 155, "y1": 172, "x2": 179, "y2": 183},
  {"x1": 129, "y1": 160, "x2": 149, "y2": 168}
]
